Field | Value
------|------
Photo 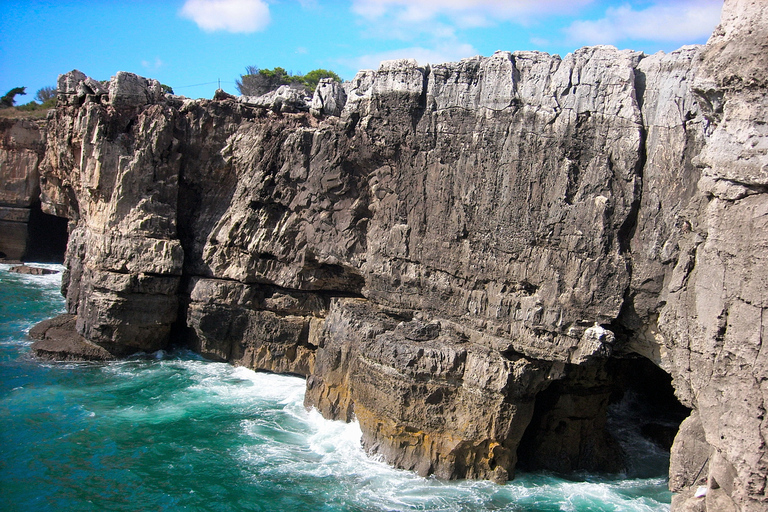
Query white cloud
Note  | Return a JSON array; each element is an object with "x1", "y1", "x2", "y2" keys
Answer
[
  {"x1": 350, "y1": 43, "x2": 479, "y2": 70},
  {"x1": 351, "y1": 0, "x2": 596, "y2": 26},
  {"x1": 348, "y1": 0, "x2": 596, "y2": 57},
  {"x1": 180, "y1": 0, "x2": 270, "y2": 33},
  {"x1": 565, "y1": 0, "x2": 722, "y2": 46}
]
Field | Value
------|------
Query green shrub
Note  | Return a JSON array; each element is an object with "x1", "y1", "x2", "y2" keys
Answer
[
  {"x1": 302, "y1": 69, "x2": 342, "y2": 91},
  {"x1": 35, "y1": 86, "x2": 56, "y2": 103},
  {"x1": 16, "y1": 101, "x2": 40, "y2": 112},
  {"x1": 10, "y1": 85, "x2": 56, "y2": 112},
  {"x1": 236, "y1": 66, "x2": 341, "y2": 96}
]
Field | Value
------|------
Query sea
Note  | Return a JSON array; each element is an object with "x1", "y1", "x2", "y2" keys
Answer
[{"x1": 0, "y1": 263, "x2": 673, "y2": 511}]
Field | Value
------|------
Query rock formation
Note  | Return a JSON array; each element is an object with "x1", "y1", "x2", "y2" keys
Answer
[
  {"x1": 657, "y1": 2, "x2": 768, "y2": 510},
  {"x1": 0, "y1": 117, "x2": 46, "y2": 260},
  {"x1": 4, "y1": 0, "x2": 763, "y2": 509}
]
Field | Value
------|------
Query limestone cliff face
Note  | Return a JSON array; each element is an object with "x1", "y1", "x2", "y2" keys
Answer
[
  {"x1": 28, "y1": 0, "x2": 767, "y2": 509},
  {"x1": 0, "y1": 118, "x2": 45, "y2": 260},
  {"x1": 0, "y1": 115, "x2": 67, "y2": 262},
  {"x1": 656, "y1": 2, "x2": 768, "y2": 510}
]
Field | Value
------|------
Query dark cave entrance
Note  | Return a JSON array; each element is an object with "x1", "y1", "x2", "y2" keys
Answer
[
  {"x1": 23, "y1": 201, "x2": 69, "y2": 263},
  {"x1": 517, "y1": 356, "x2": 690, "y2": 478}
]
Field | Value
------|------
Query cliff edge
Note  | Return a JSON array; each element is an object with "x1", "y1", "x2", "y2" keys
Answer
[{"x1": 13, "y1": 0, "x2": 766, "y2": 510}]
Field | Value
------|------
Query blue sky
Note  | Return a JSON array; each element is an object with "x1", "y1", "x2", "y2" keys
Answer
[{"x1": 1, "y1": 0, "x2": 723, "y2": 101}]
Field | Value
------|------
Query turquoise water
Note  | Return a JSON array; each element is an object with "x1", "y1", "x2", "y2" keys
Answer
[{"x1": 0, "y1": 264, "x2": 672, "y2": 511}]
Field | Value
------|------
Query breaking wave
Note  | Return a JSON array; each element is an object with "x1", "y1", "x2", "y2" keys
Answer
[{"x1": 0, "y1": 264, "x2": 671, "y2": 511}]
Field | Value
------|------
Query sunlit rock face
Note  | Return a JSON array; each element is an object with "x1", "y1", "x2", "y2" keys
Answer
[
  {"x1": 0, "y1": 118, "x2": 46, "y2": 260},
  {"x1": 28, "y1": 0, "x2": 767, "y2": 509},
  {"x1": 657, "y1": 1, "x2": 768, "y2": 511}
]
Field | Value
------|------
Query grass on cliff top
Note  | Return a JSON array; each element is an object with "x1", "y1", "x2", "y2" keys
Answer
[{"x1": 0, "y1": 107, "x2": 52, "y2": 119}]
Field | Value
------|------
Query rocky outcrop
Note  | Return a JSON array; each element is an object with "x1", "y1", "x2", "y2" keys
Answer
[
  {"x1": 42, "y1": 72, "x2": 184, "y2": 355},
  {"x1": 26, "y1": 0, "x2": 768, "y2": 509},
  {"x1": 240, "y1": 84, "x2": 312, "y2": 113},
  {"x1": 0, "y1": 117, "x2": 46, "y2": 260},
  {"x1": 656, "y1": 2, "x2": 768, "y2": 510},
  {"x1": 8, "y1": 264, "x2": 60, "y2": 275},
  {"x1": 311, "y1": 79, "x2": 347, "y2": 117},
  {"x1": 29, "y1": 314, "x2": 115, "y2": 361}
]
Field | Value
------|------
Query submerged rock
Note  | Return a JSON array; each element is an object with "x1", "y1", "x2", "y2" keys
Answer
[{"x1": 8, "y1": 265, "x2": 59, "y2": 275}]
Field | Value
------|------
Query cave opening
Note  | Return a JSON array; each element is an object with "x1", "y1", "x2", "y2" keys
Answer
[
  {"x1": 23, "y1": 201, "x2": 69, "y2": 263},
  {"x1": 605, "y1": 356, "x2": 691, "y2": 477},
  {"x1": 517, "y1": 356, "x2": 690, "y2": 479}
]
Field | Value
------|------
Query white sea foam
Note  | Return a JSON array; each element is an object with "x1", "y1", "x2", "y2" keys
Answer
[
  {"x1": 0, "y1": 263, "x2": 66, "y2": 342},
  {"x1": 231, "y1": 372, "x2": 671, "y2": 511},
  {"x1": 0, "y1": 263, "x2": 65, "y2": 288},
  {"x1": 227, "y1": 367, "x2": 672, "y2": 511},
  {"x1": 4, "y1": 260, "x2": 674, "y2": 511}
]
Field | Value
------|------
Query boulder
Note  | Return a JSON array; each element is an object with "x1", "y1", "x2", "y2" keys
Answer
[{"x1": 310, "y1": 78, "x2": 347, "y2": 117}]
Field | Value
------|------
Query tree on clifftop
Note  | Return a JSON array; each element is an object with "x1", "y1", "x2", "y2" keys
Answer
[
  {"x1": 236, "y1": 66, "x2": 299, "y2": 96},
  {"x1": 1, "y1": 87, "x2": 27, "y2": 108},
  {"x1": 236, "y1": 66, "x2": 341, "y2": 96},
  {"x1": 302, "y1": 69, "x2": 342, "y2": 92},
  {"x1": 34, "y1": 86, "x2": 56, "y2": 104}
]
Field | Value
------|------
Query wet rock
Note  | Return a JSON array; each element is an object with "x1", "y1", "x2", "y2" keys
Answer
[
  {"x1": 29, "y1": 314, "x2": 115, "y2": 361},
  {"x1": 517, "y1": 362, "x2": 624, "y2": 474},
  {"x1": 640, "y1": 422, "x2": 679, "y2": 451},
  {"x1": 184, "y1": 277, "x2": 324, "y2": 376},
  {"x1": 8, "y1": 265, "x2": 59, "y2": 275},
  {"x1": 23, "y1": 1, "x2": 768, "y2": 508}
]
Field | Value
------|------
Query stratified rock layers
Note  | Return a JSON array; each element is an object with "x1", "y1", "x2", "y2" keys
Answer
[
  {"x1": 0, "y1": 118, "x2": 46, "y2": 260},
  {"x1": 659, "y1": 2, "x2": 768, "y2": 510},
  {"x1": 31, "y1": 1, "x2": 767, "y2": 510}
]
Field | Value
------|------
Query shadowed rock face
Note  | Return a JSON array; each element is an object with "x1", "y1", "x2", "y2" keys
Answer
[
  {"x1": 18, "y1": 0, "x2": 766, "y2": 509},
  {"x1": 0, "y1": 118, "x2": 48, "y2": 261}
]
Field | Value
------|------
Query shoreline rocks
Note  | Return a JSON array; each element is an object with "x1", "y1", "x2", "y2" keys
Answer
[
  {"x1": 8, "y1": 264, "x2": 60, "y2": 275},
  {"x1": 8, "y1": 1, "x2": 767, "y2": 509},
  {"x1": 29, "y1": 314, "x2": 115, "y2": 361}
]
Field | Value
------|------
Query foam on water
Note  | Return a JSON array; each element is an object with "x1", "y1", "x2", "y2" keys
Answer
[
  {"x1": 228, "y1": 365, "x2": 672, "y2": 511},
  {"x1": 0, "y1": 264, "x2": 673, "y2": 511}
]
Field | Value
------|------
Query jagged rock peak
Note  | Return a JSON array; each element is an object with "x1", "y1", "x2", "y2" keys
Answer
[
  {"x1": 310, "y1": 78, "x2": 347, "y2": 117},
  {"x1": 56, "y1": 69, "x2": 164, "y2": 108}
]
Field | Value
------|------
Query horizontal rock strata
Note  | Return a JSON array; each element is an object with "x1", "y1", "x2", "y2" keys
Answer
[
  {"x1": 0, "y1": 118, "x2": 45, "y2": 260},
  {"x1": 13, "y1": 0, "x2": 766, "y2": 510}
]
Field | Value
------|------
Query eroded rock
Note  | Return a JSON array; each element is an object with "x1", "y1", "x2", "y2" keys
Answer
[
  {"x1": 23, "y1": 1, "x2": 768, "y2": 509},
  {"x1": 311, "y1": 78, "x2": 347, "y2": 117},
  {"x1": 29, "y1": 314, "x2": 115, "y2": 361},
  {"x1": 0, "y1": 118, "x2": 46, "y2": 260},
  {"x1": 8, "y1": 265, "x2": 59, "y2": 275}
]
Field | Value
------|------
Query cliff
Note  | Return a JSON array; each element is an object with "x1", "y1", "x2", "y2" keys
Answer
[
  {"x1": 13, "y1": 0, "x2": 766, "y2": 510},
  {"x1": 0, "y1": 116, "x2": 68, "y2": 262}
]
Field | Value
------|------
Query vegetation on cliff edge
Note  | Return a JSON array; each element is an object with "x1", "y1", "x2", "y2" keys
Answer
[{"x1": 236, "y1": 66, "x2": 341, "y2": 96}]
